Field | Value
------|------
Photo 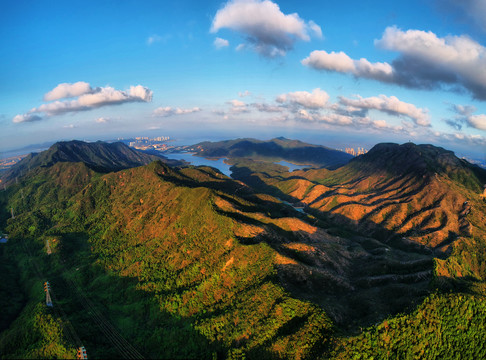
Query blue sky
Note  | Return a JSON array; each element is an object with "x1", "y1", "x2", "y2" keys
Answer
[{"x1": 1, "y1": 0, "x2": 486, "y2": 159}]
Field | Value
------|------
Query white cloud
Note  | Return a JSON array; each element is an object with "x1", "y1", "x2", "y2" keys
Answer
[
  {"x1": 445, "y1": 103, "x2": 486, "y2": 131},
  {"x1": 96, "y1": 117, "x2": 110, "y2": 123},
  {"x1": 214, "y1": 37, "x2": 229, "y2": 48},
  {"x1": 372, "y1": 119, "x2": 388, "y2": 128},
  {"x1": 38, "y1": 85, "x2": 152, "y2": 116},
  {"x1": 12, "y1": 113, "x2": 43, "y2": 123},
  {"x1": 44, "y1": 81, "x2": 94, "y2": 101},
  {"x1": 153, "y1": 106, "x2": 202, "y2": 117},
  {"x1": 301, "y1": 50, "x2": 395, "y2": 83},
  {"x1": 227, "y1": 99, "x2": 246, "y2": 107},
  {"x1": 316, "y1": 113, "x2": 354, "y2": 125},
  {"x1": 303, "y1": 26, "x2": 486, "y2": 100},
  {"x1": 276, "y1": 88, "x2": 330, "y2": 109},
  {"x1": 466, "y1": 114, "x2": 486, "y2": 130},
  {"x1": 338, "y1": 94, "x2": 430, "y2": 126},
  {"x1": 295, "y1": 109, "x2": 314, "y2": 121},
  {"x1": 211, "y1": 0, "x2": 321, "y2": 57},
  {"x1": 13, "y1": 83, "x2": 153, "y2": 123},
  {"x1": 308, "y1": 20, "x2": 323, "y2": 39}
]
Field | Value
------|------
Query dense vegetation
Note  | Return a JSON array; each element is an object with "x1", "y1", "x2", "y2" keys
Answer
[
  {"x1": 1, "y1": 159, "x2": 333, "y2": 358},
  {"x1": 1, "y1": 140, "x2": 486, "y2": 359}
]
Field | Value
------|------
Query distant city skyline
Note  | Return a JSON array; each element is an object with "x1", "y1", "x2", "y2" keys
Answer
[{"x1": 1, "y1": 0, "x2": 486, "y2": 159}]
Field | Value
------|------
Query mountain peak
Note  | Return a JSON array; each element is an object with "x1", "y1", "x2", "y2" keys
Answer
[{"x1": 1, "y1": 140, "x2": 164, "y2": 183}]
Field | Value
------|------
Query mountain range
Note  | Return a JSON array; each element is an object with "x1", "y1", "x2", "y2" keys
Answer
[{"x1": 0, "y1": 138, "x2": 485, "y2": 359}]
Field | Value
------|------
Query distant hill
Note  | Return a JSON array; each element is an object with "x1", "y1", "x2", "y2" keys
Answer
[
  {"x1": 192, "y1": 137, "x2": 353, "y2": 169},
  {"x1": 1, "y1": 140, "x2": 170, "y2": 183}
]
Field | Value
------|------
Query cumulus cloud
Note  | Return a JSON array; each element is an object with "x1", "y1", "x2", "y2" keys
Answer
[
  {"x1": 303, "y1": 26, "x2": 486, "y2": 100},
  {"x1": 316, "y1": 113, "x2": 354, "y2": 126},
  {"x1": 13, "y1": 83, "x2": 153, "y2": 123},
  {"x1": 466, "y1": 114, "x2": 486, "y2": 130},
  {"x1": 44, "y1": 81, "x2": 94, "y2": 101},
  {"x1": 445, "y1": 103, "x2": 486, "y2": 131},
  {"x1": 211, "y1": 0, "x2": 322, "y2": 57},
  {"x1": 153, "y1": 106, "x2": 202, "y2": 117},
  {"x1": 302, "y1": 50, "x2": 395, "y2": 83},
  {"x1": 338, "y1": 94, "x2": 430, "y2": 126},
  {"x1": 96, "y1": 117, "x2": 110, "y2": 123},
  {"x1": 276, "y1": 88, "x2": 330, "y2": 109},
  {"x1": 214, "y1": 37, "x2": 229, "y2": 48},
  {"x1": 12, "y1": 113, "x2": 43, "y2": 123}
]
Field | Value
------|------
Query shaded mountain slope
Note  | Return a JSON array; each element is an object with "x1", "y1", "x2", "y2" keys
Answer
[
  {"x1": 192, "y1": 137, "x2": 353, "y2": 169},
  {"x1": 1, "y1": 140, "x2": 166, "y2": 184}
]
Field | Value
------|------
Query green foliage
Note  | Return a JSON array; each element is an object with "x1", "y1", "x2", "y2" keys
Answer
[
  {"x1": 332, "y1": 293, "x2": 486, "y2": 360},
  {"x1": 1, "y1": 160, "x2": 333, "y2": 359},
  {"x1": 0, "y1": 303, "x2": 76, "y2": 359}
]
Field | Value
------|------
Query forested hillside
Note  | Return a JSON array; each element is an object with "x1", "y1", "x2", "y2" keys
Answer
[{"x1": 1, "y1": 140, "x2": 486, "y2": 359}]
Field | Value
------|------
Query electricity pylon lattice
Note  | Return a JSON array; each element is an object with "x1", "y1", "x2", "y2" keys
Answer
[
  {"x1": 44, "y1": 281, "x2": 53, "y2": 307},
  {"x1": 77, "y1": 346, "x2": 88, "y2": 359}
]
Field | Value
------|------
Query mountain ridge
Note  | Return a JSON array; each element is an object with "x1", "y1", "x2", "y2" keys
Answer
[{"x1": 1, "y1": 140, "x2": 170, "y2": 184}]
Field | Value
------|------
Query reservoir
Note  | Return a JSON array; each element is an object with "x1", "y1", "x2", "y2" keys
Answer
[
  {"x1": 164, "y1": 152, "x2": 233, "y2": 177},
  {"x1": 275, "y1": 160, "x2": 312, "y2": 172}
]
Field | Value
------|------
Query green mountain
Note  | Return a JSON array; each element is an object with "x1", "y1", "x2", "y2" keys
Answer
[
  {"x1": 191, "y1": 137, "x2": 353, "y2": 169},
  {"x1": 1, "y1": 140, "x2": 171, "y2": 184},
  {"x1": 1, "y1": 140, "x2": 486, "y2": 359}
]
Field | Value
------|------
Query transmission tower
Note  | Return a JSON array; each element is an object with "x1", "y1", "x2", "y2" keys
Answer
[
  {"x1": 44, "y1": 281, "x2": 53, "y2": 307},
  {"x1": 46, "y1": 240, "x2": 52, "y2": 255},
  {"x1": 77, "y1": 346, "x2": 88, "y2": 359}
]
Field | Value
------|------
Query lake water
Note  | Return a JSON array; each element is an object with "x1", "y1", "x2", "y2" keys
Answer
[
  {"x1": 164, "y1": 152, "x2": 233, "y2": 177},
  {"x1": 275, "y1": 160, "x2": 312, "y2": 172}
]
